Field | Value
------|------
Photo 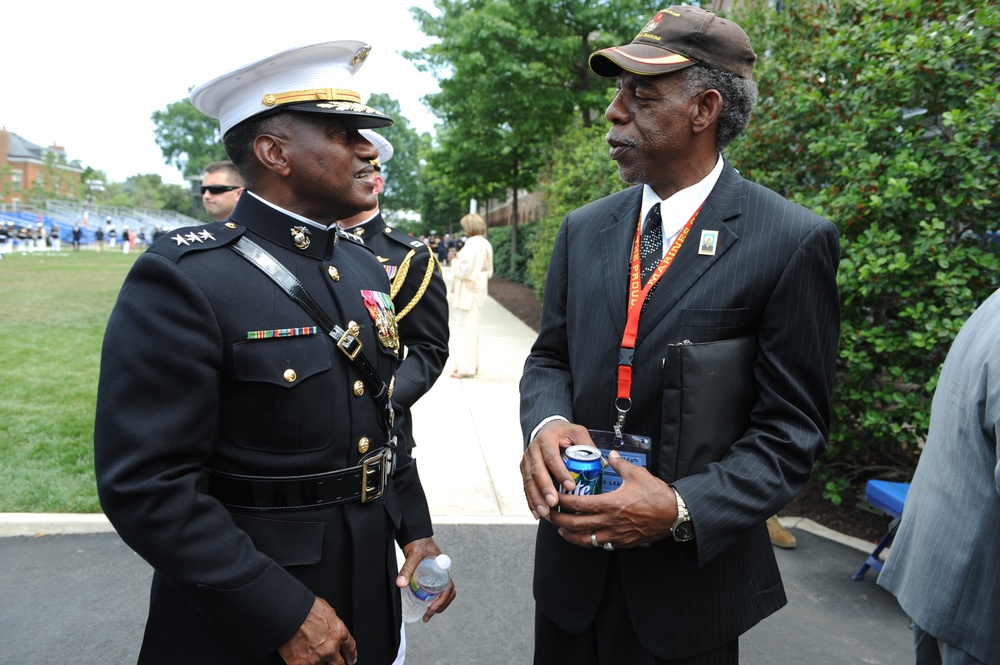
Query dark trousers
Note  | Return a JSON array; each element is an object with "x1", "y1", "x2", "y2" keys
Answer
[
  {"x1": 533, "y1": 562, "x2": 738, "y2": 665},
  {"x1": 913, "y1": 624, "x2": 986, "y2": 665}
]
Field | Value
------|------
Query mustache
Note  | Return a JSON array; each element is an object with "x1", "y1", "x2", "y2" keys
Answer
[{"x1": 605, "y1": 132, "x2": 637, "y2": 148}]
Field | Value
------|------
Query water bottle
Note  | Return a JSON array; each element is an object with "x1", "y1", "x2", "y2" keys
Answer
[{"x1": 401, "y1": 554, "x2": 452, "y2": 623}]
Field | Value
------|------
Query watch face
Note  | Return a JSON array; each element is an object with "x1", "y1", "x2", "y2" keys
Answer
[{"x1": 673, "y1": 521, "x2": 695, "y2": 542}]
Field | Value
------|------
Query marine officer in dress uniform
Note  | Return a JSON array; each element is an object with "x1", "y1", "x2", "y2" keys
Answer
[
  {"x1": 94, "y1": 40, "x2": 454, "y2": 665},
  {"x1": 338, "y1": 129, "x2": 450, "y2": 455}
]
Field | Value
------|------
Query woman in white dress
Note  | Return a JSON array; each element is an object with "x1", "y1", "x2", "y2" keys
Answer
[{"x1": 450, "y1": 213, "x2": 494, "y2": 378}]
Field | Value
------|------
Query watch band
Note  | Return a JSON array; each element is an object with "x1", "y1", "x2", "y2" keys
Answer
[{"x1": 671, "y1": 487, "x2": 695, "y2": 542}]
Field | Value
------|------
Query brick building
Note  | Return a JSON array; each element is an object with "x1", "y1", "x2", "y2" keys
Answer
[{"x1": 0, "y1": 128, "x2": 84, "y2": 206}]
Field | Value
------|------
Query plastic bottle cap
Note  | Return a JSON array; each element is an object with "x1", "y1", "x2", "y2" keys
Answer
[{"x1": 435, "y1": 554, "x2": 452, "y2": 570}]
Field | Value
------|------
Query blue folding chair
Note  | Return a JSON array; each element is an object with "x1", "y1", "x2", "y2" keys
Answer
[{"x1": 852, "y1": 479, "x2": 910, "y2": 581}]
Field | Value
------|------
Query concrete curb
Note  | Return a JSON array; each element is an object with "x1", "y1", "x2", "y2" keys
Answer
[{"x1": 1, "y1": 513, "x2": 878, "y2": 555}]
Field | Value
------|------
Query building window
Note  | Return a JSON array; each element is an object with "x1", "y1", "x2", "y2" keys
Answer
[{"x1": 11, "y1": 170, "x2": 23, "y2": 190}]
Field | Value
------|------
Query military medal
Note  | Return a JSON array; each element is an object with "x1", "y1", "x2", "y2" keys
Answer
[{"x1": 361, "y1": 290, "x2": 400, "y2": 352}]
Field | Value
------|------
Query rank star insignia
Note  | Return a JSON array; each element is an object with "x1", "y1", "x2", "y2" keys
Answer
[
  {"x1": 198, "y1": 230, "x2": 216, "y2": 242},
  {"x1": 185, "y1": 232, "x2": 202, "y2": 243},
  {"x1": 172, "y1": 234, "x2": 190, "y2": 246}
]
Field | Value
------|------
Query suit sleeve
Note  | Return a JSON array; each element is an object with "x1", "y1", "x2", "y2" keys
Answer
[
  {"x1": 519, "y1": 217, "x2": 575, "y2": 445},
  {"x1": 673, "y1": 218, "x2": 841, "y2": 565},
  {"x1": 392, "y1": 246, "x2": 449, "y2": 409},
  {"x1": 93, "y1": 253, "x2": 313, "y2": 659}
]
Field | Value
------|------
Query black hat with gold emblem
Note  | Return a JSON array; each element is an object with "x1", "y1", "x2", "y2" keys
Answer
[{"x1": 190, "y1": 40, "x2": 393, "y2": 135}]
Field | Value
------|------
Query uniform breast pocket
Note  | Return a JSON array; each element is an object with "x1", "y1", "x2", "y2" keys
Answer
[{"x1": 229, "y1": 335, "x2": 345, "y2": 453}]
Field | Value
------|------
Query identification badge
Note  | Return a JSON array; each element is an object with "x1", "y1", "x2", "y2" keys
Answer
[{"x1": 587, "y1": 429, "x2": 652, "y2": 495}]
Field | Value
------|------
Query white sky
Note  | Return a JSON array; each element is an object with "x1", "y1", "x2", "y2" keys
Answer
[{"x1": 2, "y1": 0, "x2": 441, "y2": 185}]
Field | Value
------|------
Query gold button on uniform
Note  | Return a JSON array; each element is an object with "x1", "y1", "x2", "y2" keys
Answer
[
  {"x1": 328, "y1": 266, "x2": 340, "y2": 282},
  {"x1": 283, "y1": 369, "x2": 297, "y2": 383},
  {"x1": 357, "y1": 437, "x2": 370, "y2": 454},
  {"x1": 353, "y1": 380, "x2": 365, "y2": 397}
]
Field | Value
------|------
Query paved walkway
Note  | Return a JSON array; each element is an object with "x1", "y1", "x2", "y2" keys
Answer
[{"x1": 0, "y1": 269, "x2": 916, "y2": 663}]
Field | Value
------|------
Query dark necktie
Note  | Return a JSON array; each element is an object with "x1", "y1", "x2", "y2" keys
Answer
[{"x1": 639, "y1": 203, "x2": 663, "y2": 284}]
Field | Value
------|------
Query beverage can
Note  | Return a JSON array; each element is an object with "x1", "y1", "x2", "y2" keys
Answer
[{"x1": 557, "y1": 445, "x2": 604, "y2": 509}]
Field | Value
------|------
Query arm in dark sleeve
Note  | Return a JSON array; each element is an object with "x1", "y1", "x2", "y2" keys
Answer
[
  {"x1": 519, "y1": 218, "x2": 576, "y2": 446},
  {"x1": 392, "y1": 247, "x2": 450, "y2": 409},
  {"x1": 673, "y1": 218, "x2": 841, "y2": 565},
  {"x1": 93, "y1": 253, "x2": 312, "y2": 659}
]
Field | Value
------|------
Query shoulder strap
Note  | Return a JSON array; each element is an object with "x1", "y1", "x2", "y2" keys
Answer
[{"x1": 230, "y1": 236, "x2": 396, "y2": 443}]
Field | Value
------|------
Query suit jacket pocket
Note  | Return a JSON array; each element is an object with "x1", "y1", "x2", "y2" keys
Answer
[
  {"x1": 659, "y1": 336, "x2": 758, "y2": 482},
  {"x1": 230, "y1": 512, "x2": 324, "y2": 567}
]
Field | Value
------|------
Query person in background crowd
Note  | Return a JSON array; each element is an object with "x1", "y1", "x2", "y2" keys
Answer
[
  {"x1": 519, "y1": 7, "x2": 839, "y2": 663},
  {"x1": 449, "y1": 213, "x2": 493, "y2": 379},
  {"x1": 106, "y1": 218, "x2": 117, "y2": 248},
  {"x1": 201, "y1": 160, "x2": 245, "y2": 221},
  {"x1": 878, "y1": 288, "x2": 1000, "y2": 665},
  {"x1": 71, "y1": 223, "x2": 82, "y2": 251},
  {"x1": 50, "y1": 223, "x2": 61, "y2": 252},
  {"x1": 94, "y1": 39, "x2": 453, "y2": 665},
  {"x1": 95, "y1": 225, "x2": 104, "y2": 252}
]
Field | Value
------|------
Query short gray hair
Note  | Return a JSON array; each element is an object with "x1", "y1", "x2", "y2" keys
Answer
[{"x1": 680, "y1": 65, "x2": 758, "y2": 153}]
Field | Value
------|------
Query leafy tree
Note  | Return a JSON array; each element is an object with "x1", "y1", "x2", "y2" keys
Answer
[
  {"x1": 365, "y1": 93, "x2": 425, "y2": 221},
  {"x1": 407, "y1": 0, "x2": 650, "y2": 268},
  {"x1": 25, "y1": 151, "x2": 86, "y2": 202},
  {"x1": 102, "y1": 174, "x2": 191, "y2": 215},
  {"x1": 151, "y1": 96, "x2": 228, "y2": 178},
  {"x1": 727, "y1": 0, "x2": 1000, "y2": 498},
  {"x1": 525, "y1": 121, "x2": 631, "y2": 293},
  {"x1": 413, "y1": 131, "x2": 469, "y2": 237}
]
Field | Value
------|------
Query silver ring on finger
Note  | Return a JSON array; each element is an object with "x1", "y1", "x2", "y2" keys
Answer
[{"x1": 590, "y1": 530, "x2": 600, "y2": 548}]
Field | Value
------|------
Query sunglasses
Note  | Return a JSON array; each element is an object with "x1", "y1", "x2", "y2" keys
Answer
[{"x1": 200, "y1": 185, "x2": 241, "y2": 195}]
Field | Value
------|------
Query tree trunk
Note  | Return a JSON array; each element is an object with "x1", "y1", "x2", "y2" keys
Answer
[{"x1": 510, "y1": 164, "x2": 519, "y2": 273}]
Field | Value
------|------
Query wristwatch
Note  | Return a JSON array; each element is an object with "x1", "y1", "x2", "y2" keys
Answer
[{"x1": 670, "y1": 487, "x2": 695, "y2": 542}]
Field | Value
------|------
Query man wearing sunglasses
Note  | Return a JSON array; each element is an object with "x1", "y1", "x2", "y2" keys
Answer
[{"x1": 200, "y1": 160, "x2": 244, "y2": 221}]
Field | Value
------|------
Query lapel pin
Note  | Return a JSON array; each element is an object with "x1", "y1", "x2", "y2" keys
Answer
[{"x1": 698, "y1": 230, "x2": 718, "y2": 256}]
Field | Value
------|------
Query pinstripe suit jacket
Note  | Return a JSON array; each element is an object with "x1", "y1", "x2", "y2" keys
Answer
[
  {"x1": 878, "y1": 288, "x2": 1000, "y2": 664},
  {"x1": 520, "y1": 162, "x2": 840, "y2": 658}
]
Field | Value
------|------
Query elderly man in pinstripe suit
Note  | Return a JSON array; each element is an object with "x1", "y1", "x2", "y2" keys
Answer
[{"x1": 519, "y1": 7, "x2": 840, "y2": 664}]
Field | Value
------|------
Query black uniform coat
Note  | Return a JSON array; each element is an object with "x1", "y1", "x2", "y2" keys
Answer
[
  {"x1": 519, "y1": 163, "x2": 840, "y2": 659},
  {"x1": 348, "y1": 212, "x2": 449, "y2": 450},
  {"x1": 94, "y1": 193, "x2": 432, "y2": 664}
]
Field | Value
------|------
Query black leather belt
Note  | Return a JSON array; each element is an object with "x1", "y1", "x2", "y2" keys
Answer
[{"x1": 204, "y1": 447, "x2": 393, "y2": 511}]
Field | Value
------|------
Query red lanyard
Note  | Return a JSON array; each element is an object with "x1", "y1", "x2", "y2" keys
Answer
[{"x1": 614, "y1": 204, "x2": 702, "y2": 436}]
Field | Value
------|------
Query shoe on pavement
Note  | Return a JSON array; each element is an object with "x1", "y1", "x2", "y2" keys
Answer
[{"x1": 767, "y1": 516, "x2": 797, "y2": 549}]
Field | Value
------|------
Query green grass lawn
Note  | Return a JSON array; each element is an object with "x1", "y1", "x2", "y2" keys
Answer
[{"x1": 0, "y1": 248, "x2": 139, "y2": 512}]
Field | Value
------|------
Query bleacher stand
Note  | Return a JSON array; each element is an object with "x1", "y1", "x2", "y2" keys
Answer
[{"x1": 0, "y1": 201, "x2": 201, "y2": 252}]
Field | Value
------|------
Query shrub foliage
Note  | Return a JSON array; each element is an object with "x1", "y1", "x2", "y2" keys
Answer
[{"x1": 726, "y1": 0, "x2": 1000, "y2": 495}]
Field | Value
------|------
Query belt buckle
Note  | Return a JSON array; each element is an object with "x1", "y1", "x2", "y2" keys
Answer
[
  {"x1": 360, "y1": 449, "x2": 388, "y2": 503},
  {"x1": 337, "y1": 331, "x2": 363, "y2": 361}
]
